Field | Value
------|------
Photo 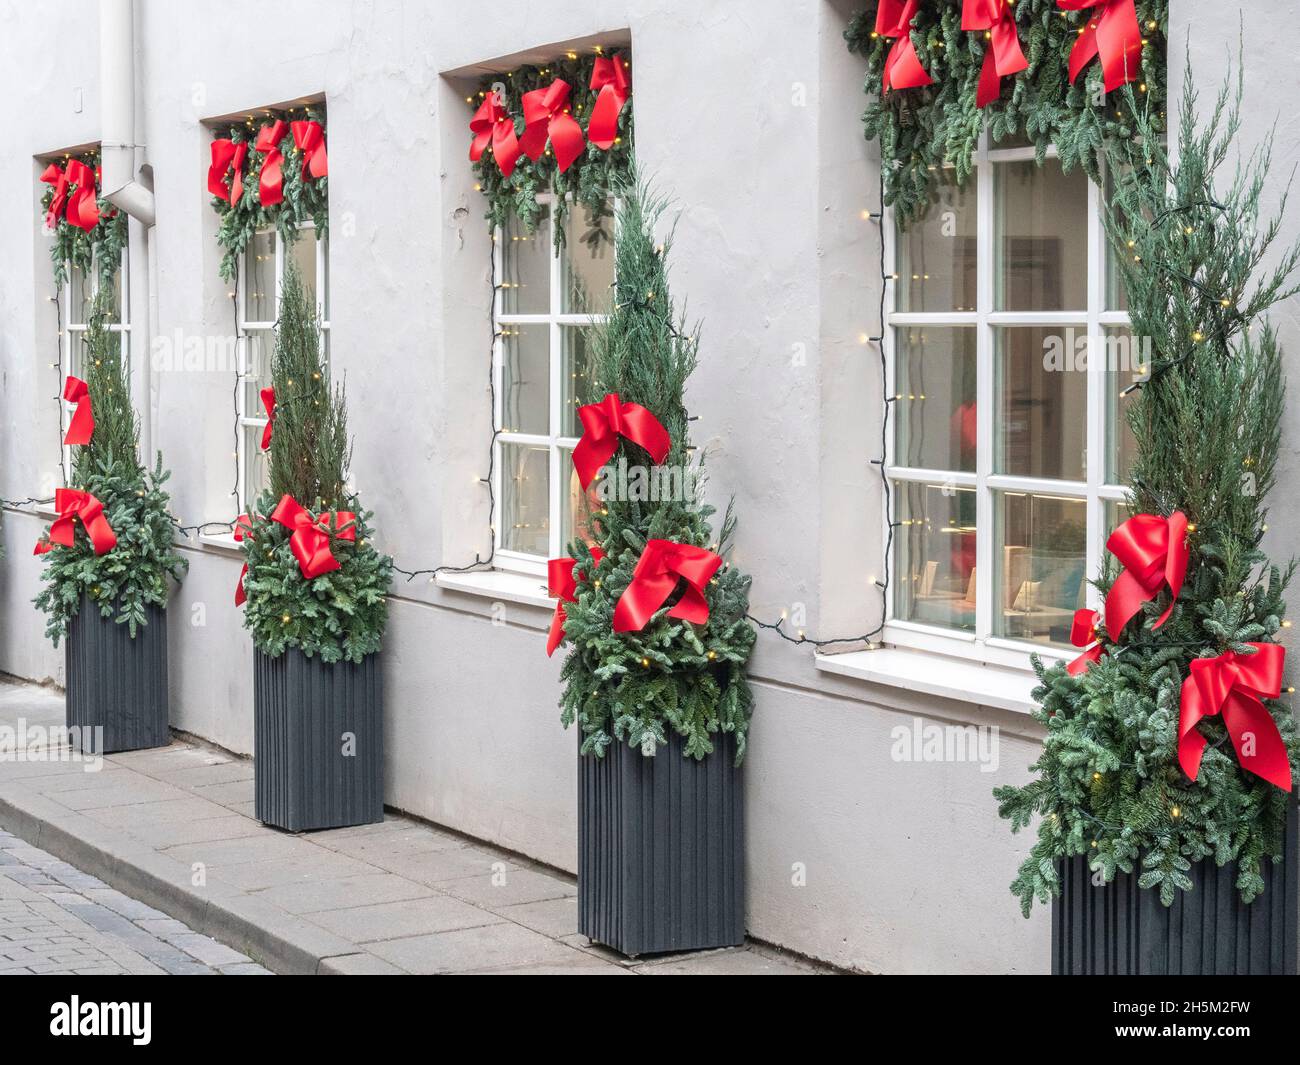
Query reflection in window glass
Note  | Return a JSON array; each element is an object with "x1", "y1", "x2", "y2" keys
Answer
[
  {"x1": 1105, "y1": 325, "x2": 1146, "y2": 483},
  {"x1": 502, "y1": 209, "x2": 550, "y2": 314},
  {"x1": 500, "y1": 442, "x2": 550, "y2": 556},
  {"x1": 561, "y1": 326, "x2": 597, "y2": 437},
  {"x1": 895, "y1": 327, "x2": 977, "y2": 473},
  {"x1": 287, "y1": 229, "x2": 318, "y2": 314},
  {"x1": 244, "y1": 230, "x2": 277, "y2": 323},
  {"x1": 897, "y1": 168, "x2": 977, "y2": 312},
  {"x1": 501, "y1": 324, "x2": 550, "y2": 436},
  {"x1": 896, "y1": 481, "x2": 978, "y2": 633},
  {"x1": 561, "y1": 204, "x2": 615, "y2": 314},
  {"x1": 559, "y1": 445, "x2": 600, "y2": 552},
  {"x1": 996, "y1": 326, "x2": 1087, "y2": 481},
  {"x1": 995, "y1": 492, "x2": 1088, "y2": 646},
  {"x1": 995, "y1": 160, "x2": 1088, "y2": 311}
]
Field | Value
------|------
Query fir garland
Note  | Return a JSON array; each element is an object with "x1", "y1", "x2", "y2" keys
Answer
[
  {"x1": 469, "y1": 50, "x2": 633, "y2": 248},
  {"x1": 34, "y1": 293, "x2": 188, "y2": 643},
  {"x1": 208, "y1": 105, "x2": 329, "y2": 281},
  {"x1": 845, "y1": 1, "x2": 1168, "y2": 225},
  {"x1": 39, "y1": 149, "x2": 129, "y2": 291}
]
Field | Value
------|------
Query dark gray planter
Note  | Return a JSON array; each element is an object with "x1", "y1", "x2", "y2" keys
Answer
[
  {"x1": 1053, "y1": 803, "x2": 1299, "y2": 974},
  {"x1": 253, "y1": 648, "x2": 384, "y2": 832},
  {"x1": 578, "y1": 730, "x2": 745, "y2": 957},
  {"x1": 65, "y1": 595, "x2": 169, "y2": 754}
]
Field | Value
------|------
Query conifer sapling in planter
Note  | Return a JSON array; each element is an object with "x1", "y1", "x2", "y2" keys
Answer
[
  {"x1": 994, "y1": 66, "x2": 1300, "y2": 974},
  {"x1": 34, "y1": 291, "x2": 187, "y2": 753},
  {"x1": 238, "y1": 261, "x2": 392, "y2": 832},
  {"x1": 547, "y1": 180, "x2": 757, "y2": 956}
]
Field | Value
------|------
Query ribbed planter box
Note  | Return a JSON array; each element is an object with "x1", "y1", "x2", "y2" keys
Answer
[
  {"x1": 253, "y1": 649, "x2": 384, "y2": 832},
  {"x1": 65, "y1": 595, "x2": 169, "y2": 754},
  {"x1": 578, "y1": 730, "x2": 745, "y2": 957},
  {"x1": 1053, "y1": 803, "x2": 1299, "y2": 974}
]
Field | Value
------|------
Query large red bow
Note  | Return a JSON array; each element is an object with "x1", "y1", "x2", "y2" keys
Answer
[
  {"x1": 34, "y1": 488, "x2": 116, "y2": 557},
  {"x1": 546, "y1": 546, "x2": 605, "y2": 656},
  {"x1": 613, "y1": 540, "x2": 722, "y2": 633},
  {"x1": 1105, "y1": 511, "x2": 1188, "y2": 638},
  {"x1": 571, "y1": 393, "x2": 672, "y2": 490},
  {"x1": 254, "y1": 120, "x2": 289, "y2": 207},
  {"x1": 291, "y1": 120, "x2": 328, "y2": 181},
  {"x1": 1067, "y1": 608, "x2": 1104, "y2": 676},
  {"x1": 259, "y1": 387, "x2": 275, "y2": 450},
  {"x1": 270, "y1": 495, "x2": 356, "y2": 580},
  {"x1": 1179, "y1": 644, "x2": 1291, "y2": 791},
  {"x1": 208, "y1": 138, "x2": 248, "y2": 205},
  {"x1": 41, "y1": 161, "x2": 99, "y2": 232},
  {"x1": 469, "y1": 96, "x2": 522, "y2": 178},
  {"x1": 876, "y1": 0, "x2": 934, "y2": 91},
  {"x1": 62, "y1": 375, "x2": 94, "y2": 446},
  {"x1": 588, "y1": 53, "x2": 631, "y2": 151},
  {"x1": 40, "y1": 163, "x2": 70, "y2": 230},
  {"x1": 1057, "y1": 0, "x2": 1142, "y2": 93},
  {"x1": 519, "y1": 79, "x2": 586, "y2": 173},
  {"x1": 964, "y1": 0, "x2": 1029, "y2": 107},
  {"x1": 233, "y1": 512, "x2": 253, "y2": 606}
]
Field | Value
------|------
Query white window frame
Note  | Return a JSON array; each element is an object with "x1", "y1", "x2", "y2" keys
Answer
[
  {"x1": 235, "y1": 221, "x2": 329, "y2": 513},
  {"x1": 492, "y1": 193, "x2": 611, "y2": 577},
  {"x1": 882, "y1": 132, "x2": 1132, "y2": 670},
  {"x1": 61, "y1": 246, "x2": 130, "y2": 481}
]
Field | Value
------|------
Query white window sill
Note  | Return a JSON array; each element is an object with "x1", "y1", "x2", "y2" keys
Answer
[
  {"x1": 435, "y1": 568, "x2": 554, "y2": 610},
  {"x1": 814, "y1": 646, "x2": 1041, "y2": 715},
  {"x1": 196, "y1": 531, "x2": 242, "y2": 554}
]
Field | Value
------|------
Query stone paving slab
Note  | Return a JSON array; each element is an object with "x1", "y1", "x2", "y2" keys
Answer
[{"x1": 0, "y1": 678, "x2": 827, "y2": 976}]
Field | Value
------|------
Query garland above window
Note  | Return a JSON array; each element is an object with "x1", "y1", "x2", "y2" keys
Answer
[
  {"x1": 38, "y1": 149, "x2": 128, "y2": 290},
  {"x1": 845, "y1": 0, "x2": 1167, "y2": 225},
  {"x1": 206, "y1": 105, "x2": 329, "y2": 280},
  {"x1": 467, "y1": 48, "x2": 633, "y2": 247}
]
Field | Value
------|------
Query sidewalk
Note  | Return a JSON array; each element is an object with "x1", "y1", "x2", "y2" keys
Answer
[{"x1": 0, "y1": 679, "x2": 823, "y2": 975}]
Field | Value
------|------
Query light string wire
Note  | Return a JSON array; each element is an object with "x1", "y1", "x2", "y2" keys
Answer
[
  {"x1": 1, "y1": 292, "x2": 62, "y2": 511},
  {"x1": 747, "y1": 165, "x2": 894, "y2": 649}
]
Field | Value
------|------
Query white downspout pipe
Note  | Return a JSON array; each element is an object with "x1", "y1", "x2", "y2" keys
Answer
[{"x1": 99, "y1": 0, "x2": 154, "y2": 226}]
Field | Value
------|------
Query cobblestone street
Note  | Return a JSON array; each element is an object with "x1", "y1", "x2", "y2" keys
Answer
[{"x1": 0, "y1": 830, "x2": 270, "y2": 976}]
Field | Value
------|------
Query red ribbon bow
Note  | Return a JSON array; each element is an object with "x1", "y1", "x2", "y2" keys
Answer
[
  {"x1": 469, "y1": 95, "x2": 523, "y2": 178},
  {"x1": 519, "y1": 79, "x2": 586, "y2": 173},
  {"x1": 41, "y1": 161, "x2": 99, "y2": 232},
  {"x1": 233, "y1": 512, "x2": 254, "y2": 606},
  {"x1": 613, "y1": 540, "x2": 723, "y2": 633},
  {"x1": 1105, "y1": 511, "x2": 1188, "y2": 638},
  {"x1": 254, "y1": 120, "x2": 289, "y2": 207},
  {"x1": 1057, "y1": 0, "x2": 1142, "y2": 93},
  {"x1": 546, "y1": 546, "x2": 605, "y2": 656},
  {"x1": 208, "y1": 138, "x2": 249, "y2": 205},
  {"x1": 270, "y1": 495, "x2": 356, "y2": 580},
  {"x1": 876, "y1": 0, "x2": 934, "y2": 92},
  {"x1": 291, "y1": 120, "x2": 328, "y2": 181},
  {"x1": 40, "y1": 163, "x2": 70, "y2": 230},
  {"x1": 259, "y1": 387, "x2": 275, "y2": 450},
  {"x1": 1067, "y1": 608, "x2": 1104, "y2": 676},
  {"x1": 964, "y1": 0, "x2": 1029, "y2": 107},
  {"x1": 571, "y1": 393, "x2": 672, "y2": 491},
  {"x1": 62, "y1": 375, "x2": 94, "y2": 446},
  {"x1": 34, "y1": 488, "x2": 116, "y2": 557},
  {"x1": 588, "y1": 53, "x2": 631, "y2": 151},
  {"x1": 1179, "y1": 644, "x2": 1291, "y2": 791}
]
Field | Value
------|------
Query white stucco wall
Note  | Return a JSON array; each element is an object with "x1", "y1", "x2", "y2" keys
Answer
[{"x1": 5, "y1": 0, "x2": 1292, "y2": 973}]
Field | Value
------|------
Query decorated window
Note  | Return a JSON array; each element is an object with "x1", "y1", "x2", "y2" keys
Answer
[
  {"x1": 493, "y1": 197, "x2": 614, "y2": 571},
  {"x1": 236, "y1": 224, "x2": 329, "y2": 511},
  {"x1": 61, "y1": 251, "x2": 129, "y2": 477},
  {"x1": 887, "y1": 133, "x2": 1138, "y2": 652}
]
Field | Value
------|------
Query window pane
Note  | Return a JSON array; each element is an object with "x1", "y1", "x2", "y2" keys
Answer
[
  {"x1": 995, "y1": 160, "x2": 1088, "y2": 311},
  {"x1": 321, "y1": 239, "x2": 330, "y2": 322},
  {"x1": 500, "y1": 442, "x2": 549, "y2": 556},
  {"x1": 244, "y1": 230, "x2": 276, "y2": 322},
  {"x1": 287, "y1": 229, "x2": 318, "y2": 314},
  {"x1": 1104, "y1": 166, "x2": 1130, "y2": 312},
  {"x1": 68, "y1": 264, "x2": 91, "y2": 326},
  {"x1": 1105, "y1": 498, "x2": 1132, "y2": 539},
  {"x1": 1105, "y1": 325, "x2": 1146, "y2": 483},
  {"x1": 561, "y1": 202, "x2": 615, "y2": 314},
  {"x1": 895, "y1": 326, "x2": 977, "y2": 472},
  {"x1": 102, "y1": 257, "x2": 123, "y2": 324},
  {"x1": 559, "y1": 446, "x2": 600, "y2": 551},
  {"x1": 502, "y1": 209, "x2": 550, "y2": 314},
  {"x1": 244, "y1": 426, "x2": 269, "y2": 503},
  {"x1": 897, "y1": 168, "x2": 977, "y2": 312},
  {"x1": 995, "y1": 492, "x2": 1087, "y2": 645},
  {"x1": 242, "y1": 331, "x2": 273, "y2": 413},
  {"x1": 501, "y1": 324, "x2": 549, "y2": 435},
  {"x1": 895, "y1": 481, "x2": 977, "y2": 633},
  {"x1": 561, "y1": 326, "x2": 598, "y2": 437},
  {"x1": 996, "y1": 326, "x2": 1086, "y2": 481}
]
